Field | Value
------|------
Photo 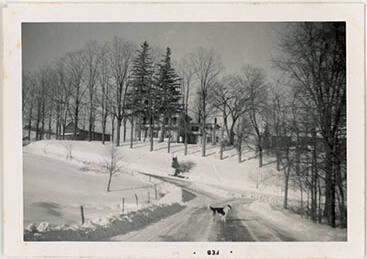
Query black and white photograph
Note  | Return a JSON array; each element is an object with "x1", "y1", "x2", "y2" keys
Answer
[
  {"x1": 2, "y1": 2, "x2": 365, "y2": 258},
  {"x1": 21, "y1": 22, "x2": 347, "y2": 242}
]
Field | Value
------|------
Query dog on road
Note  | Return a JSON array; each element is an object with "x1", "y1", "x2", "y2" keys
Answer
[{"x1": 209, "y1": 204, "x2": 232, "y2": 222}]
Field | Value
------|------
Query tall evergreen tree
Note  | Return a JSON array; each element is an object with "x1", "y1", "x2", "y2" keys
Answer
[
  {"x1": 128, "y1": 41, "x2": 154, "y2": 151},
  {"x1": 154, "y1": 47, "x2": 182, "y2": 152}
]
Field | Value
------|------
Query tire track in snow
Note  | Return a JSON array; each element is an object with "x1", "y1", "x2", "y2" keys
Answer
[{"x1": 110, "y1": 174, "x2": 297, "y2": 242}]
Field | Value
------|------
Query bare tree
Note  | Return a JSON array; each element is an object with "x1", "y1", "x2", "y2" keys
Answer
[
  {"x1": 61, "y1": 142, "x2": 74, "y2": 160},
  {"x1": 270, "y1": 88, "x2": 283, "y2": 171},
  {"x1": 55, "y1": 57, "x2": 73, "y2": 140},
  {"x1": 211, "y1": 75, "x2": 251, "y2": 146},
  {"x1": 22, "y1": 71, "x2": 37, "y2": 140},
  {"x1": 276, "y1": 22, "x2": 346, "y2": 227},
  {"x1": 190, "y1": 47, "x2": 222, "y2": 157},
  {"x1": 240, "y1": 65, "x2": 268, "y2": 167},
  {"x1": 178, "y1": 57, "x2": 195, "y2": 155},
  {"x1": 97, "y1": 43, "x2": 111, "y2": 144},
  {"x1": 103, "y1": 144, "x2": 121, "y2": 192},
  {"x1": 64, "y1": 50, "x2": 87, "y2": 139},
  {"x1": 234, "y1": 115, "x2": 251, "y2": 163},
  {"x1": 45, "y1": 69, "x2": 58, "y2": 139},
  {"x1": 109, "y1": 37, "x2": 135, "y2": 146},
  {"x1": 33, "y1": 67, "x2": 52, "y2": 140},
  {"x1": 83, "y1": 41, "x2": 101, "y2": 142}
]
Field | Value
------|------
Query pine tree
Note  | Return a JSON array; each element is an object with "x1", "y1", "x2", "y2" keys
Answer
[
  {"x1": 128, "y1": 41, "x2": 154, "y2": 150},
  {"x1": 154, "y1": 47, "x2": 182, "y2": 153}
]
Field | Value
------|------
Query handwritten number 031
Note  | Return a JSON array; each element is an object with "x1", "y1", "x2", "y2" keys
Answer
[{"x1": 207, "y1": 250, "x2": 219, "y2": 255}]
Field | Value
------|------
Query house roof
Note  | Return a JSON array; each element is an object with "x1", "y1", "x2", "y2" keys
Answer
[
  {"x1": 65, "y1": 122, "x2": 110, "y2": 136},
  {"x1": 23, "y1": 124, "x2": 55, "y2": 134}
]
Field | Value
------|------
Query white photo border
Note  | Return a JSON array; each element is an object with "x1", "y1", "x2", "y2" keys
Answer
[{"x1": 2, "y1": 2, "x2": 365, "y2": 258}]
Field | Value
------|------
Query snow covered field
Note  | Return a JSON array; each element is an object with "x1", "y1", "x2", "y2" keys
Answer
[
  {"x1": 23, "y1": 144, "x2": 185, "y2": 227},
  {"x1": 24, "y1": 139, "x2": 300, "y2": 200}
]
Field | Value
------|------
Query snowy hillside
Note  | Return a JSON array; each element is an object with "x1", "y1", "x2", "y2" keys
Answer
[{"x1": 24, "y1": 140, "x2": 301, "y2": 203}]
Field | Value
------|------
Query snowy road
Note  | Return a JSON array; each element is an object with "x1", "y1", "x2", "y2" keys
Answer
[{"x1": 110, "y1": 175, "x2": 297, "y2": 242}]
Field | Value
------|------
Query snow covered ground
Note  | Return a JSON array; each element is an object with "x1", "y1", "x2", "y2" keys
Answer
[
  {"x1": 247, "y1": 201, "x2": 346, "y2": 241},
  {"x1": 23, "y1": 139, "x2": 346, "y2": 241},
  {"x1": 24, "y1": 203, "x2": 185, "y2": 241},
  {"x1": 23, "y1": 150, "x2": 184, "y2": 226},
  {"x1": 24, "y1": 139, "x2": 300, "y2": 202}
]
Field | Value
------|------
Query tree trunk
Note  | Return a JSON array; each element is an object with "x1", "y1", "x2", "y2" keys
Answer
[
  {"x1": 35, "y1": 101, "x2": 41, "y2": 140},
  {"x1": 238, "y1": 137, "x2": 242, "y2": 163},
  {"x1": 325, "y1": 144, "x2": 336, "y2": 227},
  {"x1": 212, "y1": 119, "x2": 216, "y2": 145},
  {"x1": 201, "y1": 97, "x2": 206, "y2": 157},
  {"x1": 276, "y1": 150, "x2": 281, "y2": 171},
  {"x1": 220, "y1": 107, "x2": 225, "y2": 160},
  {"x1": 55, "y1": 121, "x2": 59, "y2": 140},
  {"x1": 258, "y1": 144, "x2": 263, "y2": 167},
  {"x1": 62, "y1": 101, "x2": 68, "y2": 140},
  {"x1": 27, "y1": 102, "x2": 33, "y2": 140},
  {"x1": 149, "y1": 115, "x2": 154, "y2": 152},
  {"x1": 116, "y1": 117, "x2": 122, "y2": 146},
  {"x1": 73, "y1": 100, "x2": 79, "y2": 140},
  {"x1": 336, "y1": 186, "x2": 346, "y2": 227},
  {"x1": 47, "y1": 107, "x2": 52, "y2": 140},
  {"x1": 159, "y1": 115, "x2": 165, "y2": 143},
  {"x1": 317, "y1": 176, "x2": 322, "y2": 223},
  {"x1": 300, "y1": 183, "x2": 304, "y2": 217},
  {"x1": 307, "y1": 189, "x2": 310, "y2": 218},
  {"x1": 311, "y1": 128, "x2": 318, "y2": 222},
  {"x1": 336, "y1": 163, "x2": 347, "y2": 227},
  {"x1": 123, "y1": 117, "x2": 127, "y2": 142},
  {"x1": 62, "y1": 122, "x2": 66, "y2": 140},
  {"x1": 184, "y1": 114, "x2": 188, "y2": 156},
  {"x1": 137, "y1": 116, "x2": 142, "y2": 141},
  {"x1": 284, "y1": 170, "x2": 289, "y2": 209},
  {"x1": 229, "y1": 130, "x2": 235, "y2": 146},
  {"x1": 40, "y1": 99, "x2": 46, "y2": 140},
  {"x1": 111, "y1": 116, "x2": 115, "y2": 144},
  {"x1": 130, "y1": 116, "x2": 134, "y2": 149},
  {"x1": 167, "y1": 117, "x2": 171, "y2": 153},
  {"x1": 144, "y1": 127, "x2": 148, "y2": 142},
  {"x1": 102, "y1": 114, "x2": 107, "y2": 144},
  {"x1": 55, "y1": 104, "x2": 61, "y2": 140},
  {"x1": 88, "y1": 102, "x2": 93, "y2": 142},
  {"x1": 283, "y1": 146, "x2": 290, "y2": 209},
  {"x1": 106, "y1": 173, "x2": 112, "y2": 192},
  {"x1": 330, "y1": 161, "x2": 336, "y2": 228}
]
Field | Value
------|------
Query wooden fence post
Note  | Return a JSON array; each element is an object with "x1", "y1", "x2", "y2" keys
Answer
[
  {"x1": 135, "y1": 193, "x2": 138, "y2": 208},
  {"x1": 80, "y1": 205, "x2": 85, "y2": 224},
  {"x1": 154, "y1": 185, "x2": 158, "y2": 200},
  {"x1": 121, "y1": 197, "x2": 125, "y2": 213}
]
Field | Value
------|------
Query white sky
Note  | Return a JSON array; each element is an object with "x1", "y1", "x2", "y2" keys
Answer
[{"x1": 22, "y1": 22, "x2": 289, "y2": 76}]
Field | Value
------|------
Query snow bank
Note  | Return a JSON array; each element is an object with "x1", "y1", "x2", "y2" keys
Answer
[
  {"x1": 156, "y1": 182, "x2": 183, "y2": 205},
  {"x1": 24, "y1": 203, "x2": 185, "y2": 241},
  {"x1": 248, "y1": 201, "x2": 347, "y2": 241}
]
